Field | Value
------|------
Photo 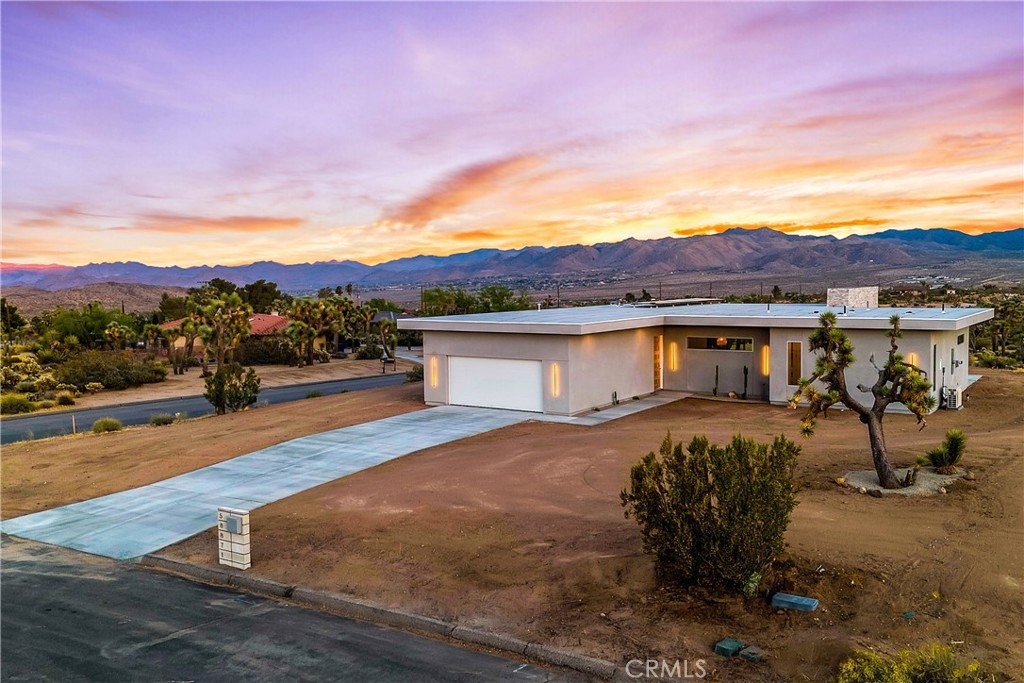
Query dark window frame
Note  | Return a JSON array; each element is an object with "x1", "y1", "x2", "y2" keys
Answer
[{"x1": 686, "y1": 336, "x2": 753, "y2": 352}]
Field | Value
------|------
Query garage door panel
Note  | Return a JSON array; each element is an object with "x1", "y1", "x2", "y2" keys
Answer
[{"x1": 448, "y1": 357, "x2": 543, "y2": 412}]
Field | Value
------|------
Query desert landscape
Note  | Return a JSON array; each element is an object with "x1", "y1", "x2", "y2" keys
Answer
[{"x1": 6, "y1": 369, "x2": 1019, "y2": 680}]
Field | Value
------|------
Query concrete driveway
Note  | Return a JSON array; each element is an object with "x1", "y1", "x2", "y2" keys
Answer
[{"x1": 1, "y1": 406, "x2": 528, "y2": 559}]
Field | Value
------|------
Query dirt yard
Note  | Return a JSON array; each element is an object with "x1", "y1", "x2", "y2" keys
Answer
[
  {"x1": 62, "y1": 357, "x2": 416, "y2": 410},
  {"x1": 165, "y1": 370, "x2": 1023, "y2": 682},
  {"x1": 0, "y1": 383, "x2": 425, "y2": 520}
]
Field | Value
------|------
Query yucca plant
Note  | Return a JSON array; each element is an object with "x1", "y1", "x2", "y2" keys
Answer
[{"x1": 927, "y1": 429, "x2": 967, "y2": 474}]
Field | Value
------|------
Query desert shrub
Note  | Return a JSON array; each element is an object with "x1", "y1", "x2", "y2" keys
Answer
[
  {"x1": 234, "y1": 336, "x2": 295, "y2": 365},
  {"x1": 0, "y1": 393, "x2": 37, "y2": 414},
  {"x1": 837, "y1": 643, "x2": 987, "y2": 683},
  {"x1": 355, "y1": 343, "x2": 384, "y2": 360},
  {"x1": 54, "y1": 383, "x2": 80, "y2": 396},
  {"x1": 34, "y1": 373, "x2": 58, "y2": 392},
  {"x1": 85, "y1": 382, "x2": 104, "y2": 394},
  {"x1": 926, "y1": 429, "x2": 967, "y2": 474},
  {"x1": 405, "y1": 365, "x2": 424, "y2": 382},
  {"x1": 55, "y1": 351, "x2": 167, "y2": 391},
  {"x1": 14, "y1": 380, "x2": 37, "y2": 394},
  {"x1": 91, "y1": 417, "x2": 123, "y2": 433},
  {"x1": 973, "y1": 351, "x2": 1018, "y2": 369},
  {"x1": 37, "y1": 400, "x2": 56, "y2": 409},
  {"x1": 313, "y1": 348, "x2": 332, "y2": 363},
  {"x1": 621, "y1": 432, "x2": 799, "y2": 593},
  {"x1": 55, "y1": 392, "x2": 76, "y2": 406},
  {"x1": 204, "y1": 363, "x2": 261, "y2": 415},
  {"x1": 305, "y1": 390, "x2": 323, "y2": 399},
  {"x1": 150, "y1": 413, "x2": 175, "y2": 426}
]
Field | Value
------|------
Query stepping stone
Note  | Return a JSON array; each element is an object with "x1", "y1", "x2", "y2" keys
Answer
[
  {"x1": 739, "y1": 646, "x2": 764, "y2": 663},
  {"x1": 771, "y1": 592, "x2": 819, "y2": 611},
  {"x1": 713, "y1": 638, "x2": 745, "y2": 657}
]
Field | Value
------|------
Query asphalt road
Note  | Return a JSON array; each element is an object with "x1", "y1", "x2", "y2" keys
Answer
[
  {"x1": 0, "y1": 373, "x2": 408, "y2": 445},
  {"x1": 0, "y1": 537, "x2": 588, "y2": 683}
]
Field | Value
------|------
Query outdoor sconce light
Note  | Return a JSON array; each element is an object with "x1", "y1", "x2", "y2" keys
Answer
[
  {"x1": 429, "y1": 356, "x2": 439, "y2": 388},
  {"x1": 716, "y1": 336, "x2": 728, "y2": 347},
  {"x1": 761, "y1": 345, "x2": 770, "y2": 376},
  {"x1": 550, "y1": 363, "x2": 561, "y2": 397},
  {"x1": 906, "y1": 352, "x2": 918, "y2": 367},
  {"x1": 668, "y1": 342, "x2": 679, "y2": 371}
]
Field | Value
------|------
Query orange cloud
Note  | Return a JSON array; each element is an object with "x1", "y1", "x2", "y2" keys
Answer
[
  {"x1": 108, "y1": 214, "x2": 305, "y2": 234},
  {"x1": 386, "y1": 154, "x2": 545, "y2": 226}
]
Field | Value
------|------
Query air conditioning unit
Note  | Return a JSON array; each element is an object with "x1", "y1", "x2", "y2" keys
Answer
[{"x1": 944, "y1": 387, "x2": 962, "y2": 410}]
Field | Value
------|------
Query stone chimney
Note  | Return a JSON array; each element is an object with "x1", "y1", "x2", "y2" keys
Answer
[{"x1": 827, "y1": 287, "x2": 878, "y2": 309}]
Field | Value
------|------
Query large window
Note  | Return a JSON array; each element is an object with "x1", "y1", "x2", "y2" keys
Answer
[
  {"x1": 787, "y1": 342, "x2": 802, "y2": 386},
  {"x1": 687, "y1": 336, "x2": 753, "y2": 351}
]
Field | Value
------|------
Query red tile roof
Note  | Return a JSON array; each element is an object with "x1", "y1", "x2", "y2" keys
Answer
[
  {"x1": 248, "y1": 313, "x2": 290, "y2": 336},
  {"x1": 158, "y1": 314, "x2": 291, "y2": 336}
]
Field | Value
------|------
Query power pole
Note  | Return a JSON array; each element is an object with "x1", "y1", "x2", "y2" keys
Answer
[
  {"x1": 556, "y1": 282, "x2": 561, "y2": 308},
  {"x1": 708, "y1": 282, "x2": 713, "y2": 297},
  {"x1": 659, "y1": 281, "x2": 663, "y2": 299}
]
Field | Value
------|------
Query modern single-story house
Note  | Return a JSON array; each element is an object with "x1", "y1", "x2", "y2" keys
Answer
[{"x1": 398, "y1": 290, "x2": 992, "y2": 416}]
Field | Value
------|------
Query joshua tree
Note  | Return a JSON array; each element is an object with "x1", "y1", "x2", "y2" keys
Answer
[
  {"x1": 378, "y1": 317, "x2": 397, "y2": 356},
  {"x1": 103, "y1": 321, "x2": 133, "y2": 350},
  {"x1": 790, "y1": 312, "x2": 935, "y2": 489},
  {"x1": 286, "y1": 295, "x2": 353, "y2": 366},
  {"x1": 142, "y1": 323, "x2": 163, "y2": 352},
  {"x1": 189, "y1": 290, "x2": 252, "y2": 373},
  {"x1": 162, "y1": 326, "x2": 184, "y2": 375}
]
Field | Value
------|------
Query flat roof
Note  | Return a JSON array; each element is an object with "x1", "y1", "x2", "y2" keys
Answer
[{"x1": 399, "y1": 303, "x2": 994, "y2": 335}]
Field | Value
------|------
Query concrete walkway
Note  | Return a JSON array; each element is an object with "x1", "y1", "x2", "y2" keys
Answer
[{"x1": 1, "y1": 407, "x2": 528, "y2": 560}]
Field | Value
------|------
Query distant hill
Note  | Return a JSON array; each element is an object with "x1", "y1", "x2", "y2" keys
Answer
[
  {"x1": 2, "y1": 283, "x2": 189, "y2": 316},
  {"x1": 2, "y1": 227, "x2": 1020, "y2": 293}
]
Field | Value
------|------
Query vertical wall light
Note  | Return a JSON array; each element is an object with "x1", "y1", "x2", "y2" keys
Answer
[
  {"x1": 668, "y1": 342, "x2": 679, "y2": 371},
  {"x1": 429, "y1": 356, "x2": 439, "y2": 388},
  {"x1": 761, "y1": 345, "x2": 770, "y2": 376},
  {"x1": 550, "y1": 362, "x2": 561, "y2": 398},
  {"x1": 906, "y1": 352, "x2": 918, "y2": 367}
]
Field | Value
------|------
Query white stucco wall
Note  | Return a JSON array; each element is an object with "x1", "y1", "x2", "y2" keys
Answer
[
  {"x1": 664, "y1": 326, "x2": 770, "y2": 398},
  {"x1": 930, "y1": 328, "x2": 969, "y2": 398},
  {"x1": 769, "y1": 327, "x2": 944, "y2": 413},
  {"x1": 567, "y1": 327, "x2": 661, "y2": 414}
]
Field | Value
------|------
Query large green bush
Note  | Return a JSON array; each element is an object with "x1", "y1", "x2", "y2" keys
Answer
[
  {"x1": 204, "y1": 363, "x2": 261, "y2": 415},
  {"x1": 234, "y1": 336, "x2": 296, "y2": 365},
  {"x1": 837, "y1": 643, "x2": 987, "y2": 683},
  {"x1": 405, "y1": 364, "x2": 424, "y2": 382},
  {"x1": 621, "y1": 432, "x2": 799, "y2": 593},
  {"x1": 1, "y1": 394, "x2": 37, "y2": 414},
  {"x1": 55, "y1": 351, "x2": 167, "y2": 391}
]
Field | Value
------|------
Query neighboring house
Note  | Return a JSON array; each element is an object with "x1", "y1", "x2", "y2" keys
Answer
[
  {"x1": 399, "y1": 288, "x2": 992, "y2": 416},
  {"x1": 157, "y1": 318, "x2": 202, "y2": 353},
  {"x1": 158, "y1": 313, "x2": 325, "y2": 352}
]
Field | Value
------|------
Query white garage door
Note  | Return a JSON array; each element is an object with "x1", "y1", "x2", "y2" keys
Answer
[{"x1": 448, "y1": 357, "x2": 544, "y2": 412}]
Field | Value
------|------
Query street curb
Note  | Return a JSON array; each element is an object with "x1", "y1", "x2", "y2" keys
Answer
[{"x1": 137, "y1": 554, "x2": 619, "y2": 680}]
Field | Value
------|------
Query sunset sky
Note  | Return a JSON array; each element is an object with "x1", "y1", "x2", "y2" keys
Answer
[{"x1": 2, "y1": 1, "x2": 1022, "y2": 267}]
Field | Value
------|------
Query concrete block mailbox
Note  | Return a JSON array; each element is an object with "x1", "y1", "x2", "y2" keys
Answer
[{"x1": 217, "y1": 507, "x2": 251, "y2": 570}]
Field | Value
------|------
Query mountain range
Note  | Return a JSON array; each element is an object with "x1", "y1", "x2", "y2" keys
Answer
[{"x1": 2, "y1": 227, "x2": 1020, "y2": 293}]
